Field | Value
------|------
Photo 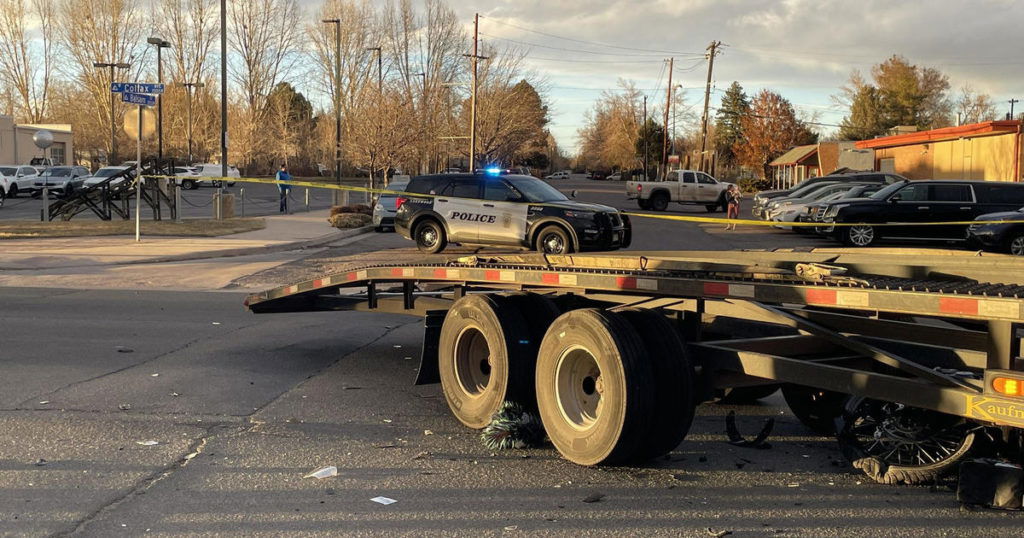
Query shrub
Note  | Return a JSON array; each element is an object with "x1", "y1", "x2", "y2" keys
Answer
[
  {"x1": 329, "y1": 212, "x2": 371, "y2": 229},
  {"x1": 329, "y1": 204, "x2": 373, "y2": 216}
]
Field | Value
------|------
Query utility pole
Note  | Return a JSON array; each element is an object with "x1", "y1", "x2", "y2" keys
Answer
[
  {"x1": 147, "y1": 38, "x2": 171, "y2": 163},
  {"x1": 698, "y1": 40, "x2": 721, "y2": 173},
  {"x1": 661, "y1": 57, "x2": 673, "y2": 179},
  {"x1": 642, "y1": 95, "x2": 648, "y2": 180},
  {"x1": 220, "y1": 0, "x2": 228, "y2": 181},
  {"x1": 366, "y1": 46, "x2": 382, "y2": 188},
  {"x1": 464, "y1": 13, "x2": 489, "y2": 173},
  {"x1": 1010, "y1": 99, "x2": 1020, "y2": 121}
]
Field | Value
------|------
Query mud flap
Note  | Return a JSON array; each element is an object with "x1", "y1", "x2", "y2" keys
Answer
[{"x1": 414, "y1": 310, "x2": 446, "y2": 385}]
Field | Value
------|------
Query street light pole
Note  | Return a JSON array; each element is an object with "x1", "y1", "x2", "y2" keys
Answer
[
  {"x1": 220, "y1": 0, "x2": 228, "y2": 180},
  {"x1": 93, "y1": 61, "x2": 130, "y2": 164},
  {"x1": 182, "y1": 82, "x2": 205, "y2": 163},
  {"x1": 365, "y1": 46, "x2": 382, "y2": 189},
  {"x1": 322, "y1": 18, "x2": 342, "y2": 186},
  {"x1": 147, "y1": 38, "x2": 171, "y2": 163}
]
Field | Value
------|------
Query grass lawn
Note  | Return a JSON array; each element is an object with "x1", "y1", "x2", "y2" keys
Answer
[{"x1": 0, "y1": 218, "x2": 266, "y2": 239}]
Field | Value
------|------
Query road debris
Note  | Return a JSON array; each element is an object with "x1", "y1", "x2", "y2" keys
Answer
[
  {"x1": 481, "y1": 401, "x2": 545, "y2": 450},
  {"x1": 304, "y1": 466, "x2": 338, "y2": 479},
  {"x1": 135, "y1": 441, "x2": 159, "y2": 446},
  {"x1": 115, "y1": 346, "x2": 134, "y2": 353},
  {"x1": 371, "y1": 496, "x2": 397, "y2": 505},
  {"x1": 38, "y1": 401, "x2": 49, "y2": 405},
  {"x1": 725, "y1": 411, "x2": 774, "y2": 449},
  {"x1": 423, "y1": 429, "x2": 434, "y2": 435},
  {"x1": 582, "y1": 493, "x2": 605, "y2": 503},
  {"x1": 150, "y1": 373, "x2": 159, "y2": 377},
  {"x1": 118, "y1": 403, "x2": 132, "y2": 411},
  {"x1": 706, "y1": 528, "x2": 732, "y2": 538},
  {"x1": 34, "y1": 459, "x2": 47, "y2": 466},
  {"x1": 212, "y1": 322, "x2": 221, "y2": 325}
]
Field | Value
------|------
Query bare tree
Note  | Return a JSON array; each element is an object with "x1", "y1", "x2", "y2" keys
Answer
[
  {"x1": 227, "y1": 0, "x2": 302, "y2": 170},
  {"x1": 0, "y1": 0, "x2": 54, "y2": 122},
  {"x1": 953, "y1": 85, "x2": 999, "y2": 125},
  {"x1": 577, "y1": 80, "x2": 645, "y2": 172},
  {"x1": 346, "y1": 84, "x2": 418, "y2": 185},
  {"x1": 57, "y1": 0, "x2": 145, "y2": 160}
]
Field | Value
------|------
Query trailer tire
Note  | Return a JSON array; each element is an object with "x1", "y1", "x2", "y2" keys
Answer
[
  {"x1": 836, "y1": 396, "x2": 976, "y2": 485},
  {"x1": 536, "y1": 308, "x2": 655, "y2": 466},
  {"x1": 781, "y1": 384, "x2": 848, "y2": 436},
  {"x1": 439, "y1": 294, "x2": 534, "y2": 429},
  {"x1": 499, "y1": 293, "x2": 563, "y2": 409},
  {"x1": 618, "y1": 309, "x2": 695, "y2": 460},
  {"x1": 716, "y1": 384, "x2": 780, "y2": 404}
]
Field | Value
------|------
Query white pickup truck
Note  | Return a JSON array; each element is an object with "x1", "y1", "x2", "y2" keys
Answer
[{"x1": 626, "y1": 169, "x2": 733, "y2": 212}]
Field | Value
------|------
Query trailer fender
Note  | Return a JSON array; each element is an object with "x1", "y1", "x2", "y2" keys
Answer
[{"x1": 414, "y1": 310, "x2": 447, "y2": 385}]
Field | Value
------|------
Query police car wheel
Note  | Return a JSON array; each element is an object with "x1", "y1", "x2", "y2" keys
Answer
[
  {"x1": 415, "y1": 219, "x2": 447, "y2": 254},
  {"x1": 536, "y1": 225, "x2": 573, "y2": 255}
]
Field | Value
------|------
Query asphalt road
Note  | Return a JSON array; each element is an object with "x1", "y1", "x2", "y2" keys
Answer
[{"x1": 0, "y1": 287, "x2": 1019, "y2": 537}]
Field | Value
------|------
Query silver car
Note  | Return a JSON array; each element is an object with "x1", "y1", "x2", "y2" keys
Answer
[
  {"x1": 372, "y1": 176, "x2": 411, "y2": 232},
  {"x1": 33, "y1": 166, "x2": 90, "y2": 197}
]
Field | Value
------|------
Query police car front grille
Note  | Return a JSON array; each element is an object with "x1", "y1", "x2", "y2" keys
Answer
[{"x1": 606, "y1": 213, "x2": 622, "y2": 227}]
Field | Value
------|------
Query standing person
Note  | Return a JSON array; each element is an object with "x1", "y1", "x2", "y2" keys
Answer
[
  {"x1": 276, "y1": 164, "x2": 291, "y2": 213},
  {"x1": 725, "y1": 184, "x2": 741, "y2": 230}
]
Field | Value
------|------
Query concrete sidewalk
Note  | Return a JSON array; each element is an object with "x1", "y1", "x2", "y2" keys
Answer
[{"x1": 0, "y1": 209, "x2": 369, "y2": 270}]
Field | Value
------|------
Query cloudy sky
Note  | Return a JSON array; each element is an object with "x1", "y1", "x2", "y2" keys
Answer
[{"x1": 307, "y1": 0, "x2": 1023, "y2": 153}]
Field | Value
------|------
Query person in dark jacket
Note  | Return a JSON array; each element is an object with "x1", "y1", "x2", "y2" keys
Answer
[{"x1": 276, "y1": 164, "x2": 291, "y2": 213}]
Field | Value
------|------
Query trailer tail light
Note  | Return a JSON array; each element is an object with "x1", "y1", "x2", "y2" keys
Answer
[
  {"x1": 993, "y1": 376, "x2": 1024, "y2": 397},
  {"x1": 395, "y1": 196, "x2": 408, "y2": 209}
]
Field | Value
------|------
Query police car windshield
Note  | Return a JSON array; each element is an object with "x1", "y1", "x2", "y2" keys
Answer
[{"x1": 505, "y1": 176, "x2": 568, "y2": 203}]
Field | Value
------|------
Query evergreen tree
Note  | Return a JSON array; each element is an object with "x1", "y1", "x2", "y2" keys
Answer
[
  {"x1": 635, "y1": 117, "x2": 664, "y2": 178},
  {"x1": 839, "y1": 85, "x2": 887, "y2": 140},
  {"x1": 714, "y1": 81, "x2": 749, "y2": 166}
]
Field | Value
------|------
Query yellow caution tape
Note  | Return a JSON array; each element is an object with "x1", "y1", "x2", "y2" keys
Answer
[{"x1": 145, "y1": 174, "x2": 1024, "y2": 228}]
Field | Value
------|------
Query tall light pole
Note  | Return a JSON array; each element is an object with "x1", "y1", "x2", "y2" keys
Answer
[
  {"x1": 220, "y1": 0, "x2": 228, "y2": 180},
  {"x1": 412, "y1": 71, "x2": 426, "y2": 173},
  {"x1": 182, "y1": 82, "x2": 204, "y2": 163},
  {"x1": 365, "y1": 46, "x2": 382, "y2": 188},
  {"x1": 322, "y1": 18, "x2": 341, "y2": 185},
  {"x1": 147, "y1": 37, "x2": 171, "y2": 163},
  {"x1": 93, "y1": 61, "x2": 130, "y2": 164}
]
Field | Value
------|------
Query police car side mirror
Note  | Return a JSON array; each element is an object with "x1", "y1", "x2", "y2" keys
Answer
[
  {"x1": 570, "y1": 190, "x2": 578, "y2": 199},
  {"x1": 889, "y1": 195, "x2": 901, "y2": 203}
]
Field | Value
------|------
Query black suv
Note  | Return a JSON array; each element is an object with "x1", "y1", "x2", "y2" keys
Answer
[
  {"x1": 752, "y1": 172, "x2": 905, "y2": 219},
  {"x1": 394, "y1": 172, "x2": 631, "y2": 254},
  {"x1": 820, "y1": 180, "x2": 1024, "y2": 247}
]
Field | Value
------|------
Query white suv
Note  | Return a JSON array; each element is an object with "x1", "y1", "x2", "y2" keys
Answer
[
  {"x1": 0, "y1": 165, "x2": 39, "y2": 198},
  {"x1": 194, "y1": 163, "x2": 239, "y2": 187}
]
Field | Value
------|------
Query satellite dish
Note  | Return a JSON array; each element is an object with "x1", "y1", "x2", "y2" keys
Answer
[{"x1": 33, "y1": 129, "x2": 54, "y2": 150}]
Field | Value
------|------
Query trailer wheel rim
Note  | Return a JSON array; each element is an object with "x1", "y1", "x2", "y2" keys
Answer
[
  {"x1": 847, "y1": 401, "x2": 969, "y2": 468},
  {"x1": 453, "y1": 326, "x2": 491, "y2": 396},
  {"x1": 1011, "y1": 236, "x2": 1024, "y2": 256},
  {"x1": 554, "y1": 345, "x2": 603, "y2": 430},
  {"x1": 849, "y1": 226, "x2": 874, "y2": 246}
]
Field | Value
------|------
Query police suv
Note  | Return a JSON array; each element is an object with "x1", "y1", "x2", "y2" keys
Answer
[{"x1": 394, "y1": 170, "x2": 631, "y2": 254}]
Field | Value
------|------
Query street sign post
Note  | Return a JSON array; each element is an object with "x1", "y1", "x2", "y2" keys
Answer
[
  {"x1": 122, "y1": 92, "x2": 156, "y2": 107},
  {"x1": 110, "y1": 82, "x2": 163, "y2": 243},
  {"x1": 111, "y1": 82, "x2": 165, "y2": 94}
]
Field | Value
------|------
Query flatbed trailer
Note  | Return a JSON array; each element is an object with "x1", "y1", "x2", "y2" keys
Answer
[{"x1": 246, "y1": 249, "x2": 1024, "y2": 484}]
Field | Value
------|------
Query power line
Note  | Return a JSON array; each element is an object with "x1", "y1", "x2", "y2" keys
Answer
[
  {"x1": 479, "y1": 15, "x2": 707, "y2": 57},
  {"x1": 479, "y1": 33, "x2": 679, "y2": 58}
]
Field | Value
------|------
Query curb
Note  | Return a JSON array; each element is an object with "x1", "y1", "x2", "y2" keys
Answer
[
  {"x1": 0, "y1": 225, "x2": 375, "y2": 271},
  {"x1": 123, "y1": 225, "x2": 376, "y2": 266}
]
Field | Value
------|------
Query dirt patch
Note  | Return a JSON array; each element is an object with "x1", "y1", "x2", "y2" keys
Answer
[{"x1": 0, "y1": 218, "x2": 266, "y2": 239}]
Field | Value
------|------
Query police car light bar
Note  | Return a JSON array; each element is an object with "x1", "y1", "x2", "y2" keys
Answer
[{"x1": 484, "y1": 167, "x2": 503, "y2": 175}]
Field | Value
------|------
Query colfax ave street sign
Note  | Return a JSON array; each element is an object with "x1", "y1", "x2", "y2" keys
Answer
[
  {"x1": 110, "y1": 82, "x2": 165, "y2": 94},
  {"x1": 122, "y1": 92, "x2": 156, "y2": 107}
]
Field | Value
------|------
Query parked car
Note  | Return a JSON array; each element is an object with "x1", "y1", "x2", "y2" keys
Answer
[
  {"x1": 968, "y1": 205, "x2": 1024, "y2": 256},
  {"x1": 372, "y1": 176, "x2": 412, "y2": 232},
  {"x1": 32, "y1": 165, "x2": 90, "y2": 197},
  {"x1": 544, "y1": 171, "x2": 571, "y2": 180},
  {"x1": 606, "y1": 172, "x2": 622, "y2": 181},
  {"x1": 800, "y1": 184, "x2": 885, "y2": 232},
  {"x1": 820, "y1": 180, "x2": 1024, "y2": 247},
  {"x1": 626, "y1": 169, "x2": 733, "y2": 212},
  {"x1": 752, "y1": 172, "x2": 905, "y2": 219},
  {"x1": 83, "y1": 166, "x2": 134, "y2": 188},
  {"x1": 193, "y1": 163, "x2": 239, "y2": 187},
  {"x1": 28, "y1": 156, "x2": 54, "y2": 174},
  {"x1": 769, "y1": 183, "x2": 881, "y2": 227},
  {"x1": 0, "y1": 164, "x2": 39, "y2": 198}
]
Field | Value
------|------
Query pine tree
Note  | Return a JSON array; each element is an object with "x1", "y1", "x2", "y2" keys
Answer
[{"x1": 714, "y1": 81, "x2": 749, "y2": 166}]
